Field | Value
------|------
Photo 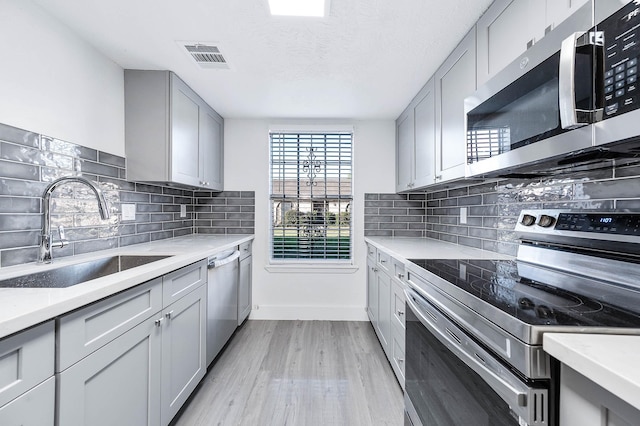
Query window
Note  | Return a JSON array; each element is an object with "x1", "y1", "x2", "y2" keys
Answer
[{"x1": 270, "y1": 131, "x2": 352, "y2": 261}]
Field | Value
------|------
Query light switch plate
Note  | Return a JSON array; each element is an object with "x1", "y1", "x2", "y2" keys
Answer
[
  {"x1": 122, "y1": 203, "x2": 136, "y2": 221},
  {"x1": 180, "y1": 204, "x2": 187, "y2": 218},
  {"x1": 460, "y1": 207, "x2": 468, "y2": 224}
]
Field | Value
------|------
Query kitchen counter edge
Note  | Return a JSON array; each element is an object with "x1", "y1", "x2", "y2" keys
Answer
[
  {"x1": 0, "y1": 234, "x2": 254, "y2": 340},
  {"x1": 543, "y1": 333, "x2": 640, "y2": 410}
]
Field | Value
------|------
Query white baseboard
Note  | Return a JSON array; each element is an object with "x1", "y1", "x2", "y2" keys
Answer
[{"x1": 248, "y1": 305, "x2": 369, "y2": 321}]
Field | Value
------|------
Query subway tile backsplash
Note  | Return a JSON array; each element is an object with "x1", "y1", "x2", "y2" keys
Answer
[
  {"x1": 0, "y1": 122, "x2": 254, "y2": 268},
  {"x1": 366, "y1": 161, "x2": 640, "y2": 257}
]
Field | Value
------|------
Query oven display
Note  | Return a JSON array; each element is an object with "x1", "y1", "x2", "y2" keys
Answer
[{"x1": 556, "y1": 213, "x2": 640, "y2": 235}]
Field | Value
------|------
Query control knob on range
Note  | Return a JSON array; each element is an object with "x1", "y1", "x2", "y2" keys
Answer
[
  {"x1": 521, "y1": 214, "x2": 536, "y2": 226},
  {"x1": 537, "y1": 214, "x2": 556, "y2": 228}
]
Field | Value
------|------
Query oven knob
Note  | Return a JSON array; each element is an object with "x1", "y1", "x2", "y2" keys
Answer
[
  {"x1": 521, "y1": 214, "x2": 536, "y2": 226},
  {"x1": 537, "y1": 215, "x2": 556, "y2": 228}
]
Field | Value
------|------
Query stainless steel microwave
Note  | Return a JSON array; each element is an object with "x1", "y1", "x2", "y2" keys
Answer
[{"x1": 466, "y1": 0, "x2": 640, "y2": 178}]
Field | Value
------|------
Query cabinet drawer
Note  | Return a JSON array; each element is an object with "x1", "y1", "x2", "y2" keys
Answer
[
  {"x1": 0, "y1": 376, "x2": 55, "y2": 425},
  {"x1": 57, "y1": 278, "x2": 162, "y2": 371},
  {"x1": 391, "y1": 323, "x2": 406, "y2": 389},
  {"x1": 0, "y1": 321, "x2": 54, "y2": 407},
  {"x1": 162, "y1": 260, "x2": 207, "y2": 307},
  {"x1": 392, "y1": 257, "x2": 405, "y2": 281},
  {"x1": 377, "y1": 251, "x2": 391, "y2": 273},
  {"x1": 392, "y1": 279, "x2": 406, "y2": 330},
  {"x1": 366, "y1": 244, "x2": 376, "y2": 260},
  {"x1": 239, "y1": 241, "x2": 252, "y2": 260}
]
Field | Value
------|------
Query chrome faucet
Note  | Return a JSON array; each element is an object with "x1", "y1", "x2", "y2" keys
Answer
[{"x1": 39, "y1": 176, "x2": 111, "y2": 263}]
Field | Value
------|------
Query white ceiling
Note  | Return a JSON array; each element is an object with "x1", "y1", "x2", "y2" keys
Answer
[{"x1": 33, "y1": 0, "x2": 493, "y2": 120}]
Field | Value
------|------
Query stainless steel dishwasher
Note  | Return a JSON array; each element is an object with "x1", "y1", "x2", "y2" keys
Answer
[{"x1": 206, "y1": 248, "x2": 240, "y2": 366}]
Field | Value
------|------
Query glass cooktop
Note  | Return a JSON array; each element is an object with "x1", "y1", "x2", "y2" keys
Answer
[{"x1": 407, "y1": 258, "x2": 640, "y2": 328}]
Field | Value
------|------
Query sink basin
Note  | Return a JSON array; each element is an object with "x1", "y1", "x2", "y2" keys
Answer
[{"x1": 0, "y1": 255, "x2": 172, "y2": 289}]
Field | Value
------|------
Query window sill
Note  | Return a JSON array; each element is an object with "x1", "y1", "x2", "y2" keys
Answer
[{"x1": 264, "y1": 263, "x2": 359, "y2": 274}]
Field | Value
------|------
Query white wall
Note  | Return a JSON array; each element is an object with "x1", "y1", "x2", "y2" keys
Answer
[
  {"x1": 0, "y1": 0, "x2": 124, "y2": 155},
  {"x1": 224, "y1": 119, "x2": 396, "y2": 320}
]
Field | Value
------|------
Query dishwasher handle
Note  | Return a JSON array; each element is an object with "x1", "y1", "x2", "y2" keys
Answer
[{"x1": 208, "y1": 250, "x2": 241, "y2": 268}]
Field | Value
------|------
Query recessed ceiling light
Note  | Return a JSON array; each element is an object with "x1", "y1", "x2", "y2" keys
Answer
[{"x1": 268, "y1": 0, "x2": 330, "y2": 17}]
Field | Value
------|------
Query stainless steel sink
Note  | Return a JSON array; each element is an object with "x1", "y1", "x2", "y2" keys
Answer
[{"x1": 0, "y1": 255, "x2": 172, "y2": 288}]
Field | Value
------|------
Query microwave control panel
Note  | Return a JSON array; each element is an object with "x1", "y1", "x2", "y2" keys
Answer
[{"x1": 601, "y1": 1, "x2": 640, "y2": 117}]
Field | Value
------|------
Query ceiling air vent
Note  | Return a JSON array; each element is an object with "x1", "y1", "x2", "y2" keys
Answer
[{"x1": 180, "y1": 42, "x2": 230, "y2": 69}]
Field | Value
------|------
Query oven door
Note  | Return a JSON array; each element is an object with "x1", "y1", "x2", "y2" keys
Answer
[{"x1": 404, "y1": 287, "x2": 551, "y2": 426}]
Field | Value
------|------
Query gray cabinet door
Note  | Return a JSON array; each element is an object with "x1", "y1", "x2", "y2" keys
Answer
[
  {"x1": 376, "y1": 270, "x2": 392, "y2": 355},
  {"x1": 413, "y1": 77, "x2": 436, "y2": 189},
  {"x1": 238, "y1": 254, "x2": 252, "y2": 325},
  {"x1": 366, "y1": 256, "x2": 378, "y2": 324},
  {"x1": 57, "y1": 315, "x2": 162, "y2": 426},
  {"x1": 171, "y1": 74, "x2": 202, "y2": 187},
  {"x1": 396, "y1": 107, "x2": 414, "y2": 192},
  {"x1": 435, "y1": 27, "x2": 477, "y2": 183},
  {"x1": 160, "y1": 284, "x2": 207, "y2": 426},
  {"x1": 0, "y1": 377, "x2": 55, "y2": 426},
  {"x1": 200, "y1": 106, "x2": 224, "y2": 191},
  {"x1": 162, "y1": 260, "x2": 207, "y2": 307},
  {"x1": 477, "y1": 0, "x2": 544, "y2": 86},
  {"x1": 0, "y1": 321, "x2": 54, "y2": 408},
  {"x1": 545, "y1": 0, "x2": 589, "y2": 34},
  {"x1": 57, "y1": 278, "x2": 162, "y2": 371}
]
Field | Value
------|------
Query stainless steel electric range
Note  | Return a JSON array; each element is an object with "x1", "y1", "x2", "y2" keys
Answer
[{"x1": 403, "y1": 209, "x2": 640, "y2": 426}]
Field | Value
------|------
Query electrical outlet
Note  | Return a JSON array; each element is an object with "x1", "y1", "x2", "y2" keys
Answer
[
  {"x1": 180, "y1": 204, "x2": 187, "y2": 218},
  {"x1": 121, "y1": 204, "x2": 136, "y2": 221},
  {"x1": 460, "y1": 207, "x2": 468, "y2": 224}
]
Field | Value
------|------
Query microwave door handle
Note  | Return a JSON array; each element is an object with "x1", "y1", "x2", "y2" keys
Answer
[
  {"x1": 559, "y1": 32, "x2": 585, "y2": 129},
  {"x1": 559, "y1": 31, "x2": 605, "y2": 129}
]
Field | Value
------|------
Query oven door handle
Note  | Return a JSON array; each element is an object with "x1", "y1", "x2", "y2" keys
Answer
[{"x1": 405, "y1": 288, "x2": 546, "y2": 425}]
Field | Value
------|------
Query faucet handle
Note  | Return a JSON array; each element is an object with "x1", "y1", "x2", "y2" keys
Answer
[{"x1": 57, "y1": 225, "x2": 68, "y2": 248}]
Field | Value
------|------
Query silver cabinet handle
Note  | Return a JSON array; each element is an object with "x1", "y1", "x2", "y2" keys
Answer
[
  {"x1": 397, "y1": 273, "x2": 405, "y2": 280},
  {"x1": 397, "y1": 357, "x2": 404, "y2": 364},
  {"x1": 397, "y1": 310, "x2": 405, "y2": 317},
  {"x1": 165, "y1": 310, "x2": 174, "y2": 319},
  {"x1": 154, "y1": 318, "x2": 163, "y2": 327}
]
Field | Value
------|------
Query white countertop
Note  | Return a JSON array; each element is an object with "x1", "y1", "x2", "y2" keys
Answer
[
  {"x1": 0, "y1": 234, "x2": 253, "y2": 339},
  {"x1": 544, "y1": 333, "x2": 640, "y2": 410},
  {"x1": 364, "y1": 236, "x2": 513, "y2": 262}
]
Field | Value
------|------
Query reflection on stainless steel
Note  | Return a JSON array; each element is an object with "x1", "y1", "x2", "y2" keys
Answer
[
  {"x1": 0, "y1": 255, "x2": 171, "y2": 288},
  {"x1": 405, "y1": 208, "x2": 640, "y2": 426},
  {"x1": 39, "y1": 176, "x2": 111, "y2": 263}
]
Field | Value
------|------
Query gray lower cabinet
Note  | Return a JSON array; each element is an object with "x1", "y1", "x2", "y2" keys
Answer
[
  {"x1": 0, "y1": 321, "x2": 55, "y2": 426},
  {"x1": 56, "y1": 260, "x2": 207, "y2": 426},
  {"x1": 160, "y1": 284, "x2": 207, "y2": 425},
  {"x1": 57, "y1": 314, "x2": 162, "y2": 426},
  {"x1": 0, "y1": 377, "x2": 55, "y2": 426},
  {"x1": 560, "y1": 364, "x2": 640, "y2": 426},
  {"x1": 365, "y1": 244, "x2": 407, "y2": 388},
  {"x1": 238, "y1": 242, "x2": 253, "y2": 325}
]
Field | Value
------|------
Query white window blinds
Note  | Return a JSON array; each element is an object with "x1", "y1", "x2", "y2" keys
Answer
[{"x1": 270, "y1": 132, "x2": 353, "y2": 261}]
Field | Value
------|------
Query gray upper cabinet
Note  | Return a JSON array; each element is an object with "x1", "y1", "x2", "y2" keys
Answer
[
  {"x1": 477, "y1": 0, "x2": 590, "y2": 87},
  {"x1": 125, "y1": 70, "x2": 224, "y2": 191},
  {"x1": 477, "y1": 0, "x2": 543, "y2": 87},
  {"x1": 435, "y1": 28, "x2": 477, "y2": 183},
  {"x1": 395, "y1": 78, "x2": 436, "y2": 192}
]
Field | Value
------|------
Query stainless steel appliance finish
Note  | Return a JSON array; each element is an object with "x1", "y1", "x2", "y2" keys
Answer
[
  {"x1": 404, "y1": 209, "x2": 640, "y2": 426},
  {"x1": 466, "y1": 0, "x2": 640, "y2": 178},
  {"x1": 206, "y1": 249, "x2": 240, "y2": 366}
]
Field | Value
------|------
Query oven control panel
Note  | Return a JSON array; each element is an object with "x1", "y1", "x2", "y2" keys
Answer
[
  {"x1": 516, "y1": 209, "x2": 640, "y2": 240},
  {"x1": 555, "y1": 212, "x2": 640, "y2": 235}
]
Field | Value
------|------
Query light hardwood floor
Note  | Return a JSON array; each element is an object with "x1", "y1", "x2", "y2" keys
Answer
[{"x1": 172, "y1": 320, "x2": 404, "y2": 426}]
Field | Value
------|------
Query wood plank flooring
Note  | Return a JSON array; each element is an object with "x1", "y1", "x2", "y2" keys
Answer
[{"x1": 172, "y1": 320, "x2": 404, "y2": 426}]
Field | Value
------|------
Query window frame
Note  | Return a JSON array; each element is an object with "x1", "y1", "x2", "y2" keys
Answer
[{"x1": 268, "y1": 125, "x2": 354, "y2": 266}]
